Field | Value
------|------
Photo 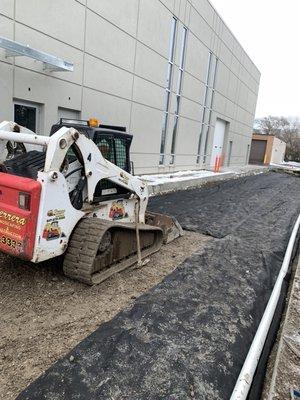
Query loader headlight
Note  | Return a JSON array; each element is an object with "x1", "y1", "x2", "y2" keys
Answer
[{"x1": 19, "y1": 192, "x2": 31, "y2": 210}]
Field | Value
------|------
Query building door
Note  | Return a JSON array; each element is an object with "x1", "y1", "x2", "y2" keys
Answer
[
  {"x1": 211, "y1": 118, "x2": 226, "y2": 166},
  {"x1": 249, "y1": 140, "x2": 267, "y2": 164},
  {"x1": 58, "y1": 107, "x2": 80, "y2": 122},
  {"x1": 14, "y1": 101, "x2": 40, "y2": 132}
]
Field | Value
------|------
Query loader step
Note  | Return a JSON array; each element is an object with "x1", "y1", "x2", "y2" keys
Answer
[{"x1": 63, "y1": 218, "x2": 164, "y2": 285}]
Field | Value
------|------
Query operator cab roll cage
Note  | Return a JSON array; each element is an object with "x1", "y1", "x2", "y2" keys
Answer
[{"x1": 50, "y1": 119, "x2": 135, "y2": 204}]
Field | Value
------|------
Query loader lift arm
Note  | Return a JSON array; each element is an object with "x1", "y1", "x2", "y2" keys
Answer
[{"x1": 0, "y1": 121, "x2": 148, "y2": 223}]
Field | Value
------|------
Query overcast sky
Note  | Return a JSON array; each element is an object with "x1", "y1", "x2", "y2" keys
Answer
[{"x1": 211, "y1": 0, "x2": 299, "y2": 118}]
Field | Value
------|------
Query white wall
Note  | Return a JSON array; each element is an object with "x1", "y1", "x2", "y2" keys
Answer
[
  {"x1": 271, "y1": 137, "x2": 286, "y2": 164},
  {"x1": 0, "y1": 0, "x2": 260, "y2": 174}
]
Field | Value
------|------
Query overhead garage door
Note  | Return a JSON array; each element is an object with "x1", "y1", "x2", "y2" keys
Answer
[{"x1": 249, "y1": 139, "x2": 267, "y2": 164}]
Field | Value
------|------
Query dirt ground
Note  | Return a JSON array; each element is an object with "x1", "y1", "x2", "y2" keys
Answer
[{"x1": 0, "y1": 231, "x2": 211, "y2": 400}]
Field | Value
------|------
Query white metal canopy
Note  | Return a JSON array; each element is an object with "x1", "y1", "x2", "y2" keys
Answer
[{"x1": 0, "y1": 36, "x2": 74, "y2": 72}]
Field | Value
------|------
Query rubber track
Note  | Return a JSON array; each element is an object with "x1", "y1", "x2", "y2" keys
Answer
[
  {"x1": 63, "y1": 218, "x2": 163, "y2": 285},
  {"x1": 63, "y1": 218, "x2": 110, "y2": 285}
]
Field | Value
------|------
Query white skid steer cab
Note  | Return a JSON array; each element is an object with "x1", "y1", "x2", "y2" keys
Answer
[{"x1": 0, "y1": 119, "x2": 182, "y2": 285}]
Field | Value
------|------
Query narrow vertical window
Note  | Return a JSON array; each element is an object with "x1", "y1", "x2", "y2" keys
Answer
[
  {"x1": 246, "y1": 144, "x2": 250, "y2": 164},
  {"x1": 159, "y1": 17, "x2": 177, "y2": 165},
  {"x1": 170, "y1": 26, "x2": 188, "y2": 165},
  {"x1": 197, "y1": 52, "x2": 218, "y2": 164},
  {"x1": 227, "y1": 140, "x2": 233, "y2": 166}
]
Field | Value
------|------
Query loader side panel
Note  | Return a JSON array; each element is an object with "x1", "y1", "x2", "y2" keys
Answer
[{"x1": 0, "y1": 173, "x2": 41, "y2": 260}]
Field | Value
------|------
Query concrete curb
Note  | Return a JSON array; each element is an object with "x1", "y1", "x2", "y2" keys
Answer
[
  {"x1": 270, "y1": 166, "x2": 300, "y2": 177},
  {"x1": 148, "y1": 167, "x2": 269, "y2": 196}
]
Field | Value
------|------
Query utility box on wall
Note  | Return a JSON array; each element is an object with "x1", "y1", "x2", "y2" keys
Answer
[{"x1": 249, "y1": 134, "x2": 286, "y2": 165}]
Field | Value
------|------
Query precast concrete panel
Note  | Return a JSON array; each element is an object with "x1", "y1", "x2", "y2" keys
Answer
[
  {"x1": 85, "y1": 10, "x2": 136, "y2": 72},
  {"x1": 183, "y1": 73, "x2": 206, "y2": 104},
  {"x1": 180, "y1": 97, "x2": 203, "y2": 122},
  {"x1": 132, "y1": 77, "x2": 165, "y2": 111},
  {"x1": 134, "y1": 43, "x2": 167, "y2": 87},
  {"x1": 185, "y1": 34, "x2": 209, "y2": 83},
  {"x1": 225, "y1": 100, "x2": 236, "y2": 120},
  {"x1": 189, "y1": 7, "x2": 213, "y2": 48},
  {"x1": 0, "y1": 13, "x2": 13, "y2": 38},
  {"x1": 14, "y1": 68, "x2": 82, "y2": 133},
  {"x1": 192, "y1": 0, "x2": 215, "y2": 27},
  {"x1": 176, "y1": 0, "x2": 190, "y2": 26},
  {"x1": 0, "y1": 15, "x2": 14, "y2": 64},
  {"x1": 219, "y1": 41, "x2": 233, "y2": 69},
  {"x1": 175, "y1": 117, "x2": 201, "y2": 157},
  {"x1": 227, "y1": 74, "x2": 239, "y2": 103},
  {"x1": 0, "y1": 62, "x2": 13, "y2": 121},
  {"x1": 82, "y1": 88, "x2": 131, "y2": 128},
  {"x1": 1, "y1": 0, "x2": 14, "y2": 18},
  {"x1": 14, "y1": 69, "x2": 81, "y2": 109},
  {"x1": 160, "y1": 0, "x2": 176, "y2": 14},
  {"x1": 14, "y1": 24, "x2": 83, "y2": 85},
  {"x1": 231, "y1": 54, "x2": 241, "y2": 78},
  {"x1": 213, "y1": 92, "x2": 227, "y2": 116},
  {"x1": 87, "y1": 0, "x2": 139, "y2": 36},
  {"x1": 84, "y1": 54, "x2": 133, "y2": 100},
  {"x1": 130, "y1": 103, "x2": 163, "y2": 155},
  {"x1": 15, "y1": 0, "x2": 86, "y2": 50},
  {"x1": 215, "y1": 62, "x2": 230, "y2": 97},
  {"x1": 138, "y1": 0, "x2": 172, "y2": 58}
]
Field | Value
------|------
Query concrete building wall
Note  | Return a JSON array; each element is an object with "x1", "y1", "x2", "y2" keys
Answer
[
  {"x1": 0, "y1": 0, "x2": 260, "y2": 174},
  {"x1": 271, "y1": 137, "x2": 286, "y2": 164}
]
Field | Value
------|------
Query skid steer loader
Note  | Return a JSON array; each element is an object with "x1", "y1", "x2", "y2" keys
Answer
[{"x1": 0, "y1": 119, "x2": 182, "y2": 285}]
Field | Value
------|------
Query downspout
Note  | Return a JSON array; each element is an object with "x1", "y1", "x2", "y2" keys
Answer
[{"x1": 230, "y1": 214, "x2": 300, "y2": 400}]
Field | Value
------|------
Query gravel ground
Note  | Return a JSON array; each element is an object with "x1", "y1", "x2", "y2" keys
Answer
[
  {"x1": 0, "y1": 231, "x2": 210, "y2": 399},
  {"x1": 17, "y1": 172, "x2": 300, "y2": 400}
]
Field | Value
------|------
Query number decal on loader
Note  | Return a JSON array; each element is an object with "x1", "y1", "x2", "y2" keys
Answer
[{"x1": 1, "y1": 235, "x2": 21, "y2": 248}]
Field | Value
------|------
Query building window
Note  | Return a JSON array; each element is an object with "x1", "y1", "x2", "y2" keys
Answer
[
  {"x1": 227, "y1": 140, "x2": 233, "y2": 166},
  {"x1": 159, "y1": 17, "x2": 177, "y2": 165},
  {"x1": 58, "y1": 107, "x2": 81, "y2": 122},
  {"x1": 170, "y1": 26, "x2": 188, "y2": 165},
  {"x1": 14, "y1": 101, "x2": 41, "y2": 133},
  {"x1": 246, "y1": 144, "x2": 251, "y2": 164},
  {"x1": 196, "y1": 52, "x2": 218, "y2": 164}
]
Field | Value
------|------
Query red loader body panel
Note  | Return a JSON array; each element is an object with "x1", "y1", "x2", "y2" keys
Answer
[{"x1": 0, "y1": 173, "x2": 41, "y2": 260}]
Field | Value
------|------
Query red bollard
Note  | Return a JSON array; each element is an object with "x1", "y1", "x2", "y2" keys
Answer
[
  {"x1": 218, "y1": 155, "x2": 223, "y2": 172},
  {"x1": 214, "y1": 156, "x2": 219, "y2": 173}
]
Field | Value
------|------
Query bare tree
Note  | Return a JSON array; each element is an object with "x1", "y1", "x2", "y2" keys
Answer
[{"x1": 254, "y1": 116, "x2": 300, "y2": 161}]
